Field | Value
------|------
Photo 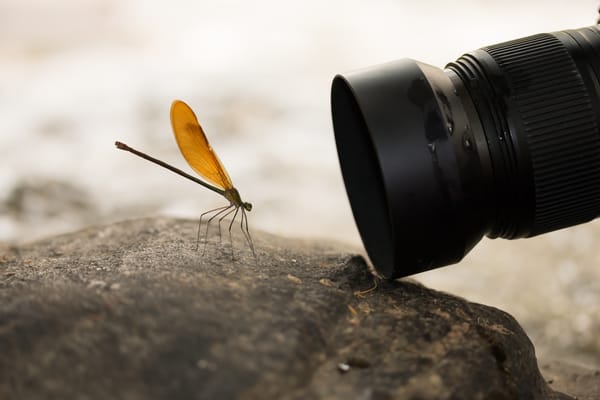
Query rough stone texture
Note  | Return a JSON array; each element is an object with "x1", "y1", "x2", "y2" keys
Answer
[{"x1": 0, "y1": 217, "x2": 581, "y2": 399}]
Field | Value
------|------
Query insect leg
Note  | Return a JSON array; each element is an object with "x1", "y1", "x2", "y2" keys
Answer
[
  {"x1": 197, "y1": 205, "x2": 230, "y2": 251},
  {"x1": 223, "y1": 206, "x2": 240, "y2": 260},
  {"x1": 217, "y1": 205, "x2": 237, "y2": 244},
  {"x1": 228, "y1": 206, "x2": 242, "y2": 259},
  {"x1": 201, "y1": 205, "x2": 234, "y2": 256},
  {"x1": 240, "y1": 208, "x2": 256, "y2": 259}
]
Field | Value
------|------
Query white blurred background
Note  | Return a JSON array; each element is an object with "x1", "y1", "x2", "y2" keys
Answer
[{"x1": 1, "y1": 0, "x2": 598, "y2": 367}]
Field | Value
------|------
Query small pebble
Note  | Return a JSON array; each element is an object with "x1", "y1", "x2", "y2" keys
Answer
[
  {"x1": 319, "y1": 278, "x2": 334, "y2": 287},
  {"x1": 337, "y1": 363, "x2": 350, "y2": 373},
  {"x1": 87, "y1": 280, "x2": 106, "y2": 289}
]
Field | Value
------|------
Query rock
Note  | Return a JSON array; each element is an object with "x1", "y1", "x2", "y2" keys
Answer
[
  {"x1": 540, "y1": 360, "x2": 600, "y2": 400},
  {"x1": 0, "y1": 217, "x2": 574, "y2": 399},
  {"x1": 0, "y1": 177, "x2": 97, "y2": 241}
]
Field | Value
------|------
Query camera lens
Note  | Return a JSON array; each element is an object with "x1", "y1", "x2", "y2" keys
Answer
[{"x1": 331, "y1": 25, "x2": 600, "y2": 278}]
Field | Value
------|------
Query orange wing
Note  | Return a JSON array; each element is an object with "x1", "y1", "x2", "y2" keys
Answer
[{"x1": 170, "y1": 100, "x2": 233, "y2": 191}]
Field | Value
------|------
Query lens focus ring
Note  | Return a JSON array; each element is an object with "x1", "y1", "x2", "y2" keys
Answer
[{"x1": 484, "y1": 33, "x2": 600, "y2": 235}]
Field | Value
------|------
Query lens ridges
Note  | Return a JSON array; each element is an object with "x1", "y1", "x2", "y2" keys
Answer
[{"x1": 485, "y1": 33, "x2": 600, "y2": 235}]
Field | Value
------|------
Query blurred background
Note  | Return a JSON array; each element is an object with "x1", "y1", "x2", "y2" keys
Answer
[{"x1": 1, "y1": 0, "x2": 598, "y2": 367}]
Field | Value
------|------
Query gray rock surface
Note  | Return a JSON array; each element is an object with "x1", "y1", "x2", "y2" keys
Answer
[
  {"x1": 541, "y1": 361, "x2": 600, "y2": 400},
  {"x1": 0, "y1": 217, "x2": 584, "y2": 399}
]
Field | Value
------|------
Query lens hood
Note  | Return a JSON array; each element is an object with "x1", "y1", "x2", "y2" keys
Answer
[{"x1": 332, "y1": 59, "x2": 490, "y2": 278}]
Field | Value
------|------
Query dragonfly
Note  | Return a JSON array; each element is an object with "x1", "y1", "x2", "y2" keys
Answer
[{"x1": 115, "y1": 99, "x2": 255, "y2": 258}]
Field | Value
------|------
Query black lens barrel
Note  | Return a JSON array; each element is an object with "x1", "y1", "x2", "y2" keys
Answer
[
  {"x1": 448, "y1": 27, "x2": 600, "y2": 239},
  {"x1": 331, "y1": 25, "x2": 600, "y2": 278}
]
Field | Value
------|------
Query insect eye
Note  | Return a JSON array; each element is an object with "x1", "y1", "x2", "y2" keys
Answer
[{"x1": 244, "y1": 202, "x2": 253, "y2": 211}]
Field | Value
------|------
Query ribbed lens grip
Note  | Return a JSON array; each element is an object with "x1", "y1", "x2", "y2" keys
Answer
[{"x1": 484, "y1": 33, "x2": 600, "y2": 235}]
